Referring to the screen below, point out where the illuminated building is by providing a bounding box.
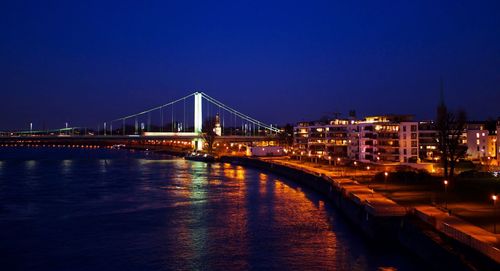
[497,120,500,164]
[465,122,496,160]
[418,121,439,162]
[293,119,350,158]
[214,113,222,136]
[294,115,418,164]
[357,115,418,163]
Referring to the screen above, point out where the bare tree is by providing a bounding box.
[437,100,449,178]
[447,109,467,178]
[436,101,467,179]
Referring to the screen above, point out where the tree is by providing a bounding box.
[436,101,467,179]
[202,117,218,154]
[447,109,467,178]
[436,100,449,178]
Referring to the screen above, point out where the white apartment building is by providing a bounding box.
[293,120,350,158]
[294,115,418,164]
[356,116,418,163]
[466,123,495,160]
[495,120,500,165]
[399,122,419,163]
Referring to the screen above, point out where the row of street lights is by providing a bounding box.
[442,179,498,234]
[294,153,500,234]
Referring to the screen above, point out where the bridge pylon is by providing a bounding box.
[193,92,203,150]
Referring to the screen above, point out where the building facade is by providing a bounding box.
[294,115,418,164]
[465,123,495,160]
[293,115,500,165]
[418,121,439,162]
[293,120,350,158]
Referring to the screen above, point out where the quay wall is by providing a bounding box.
[220,156,498,270]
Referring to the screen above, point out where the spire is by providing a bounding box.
[439,77,445,106]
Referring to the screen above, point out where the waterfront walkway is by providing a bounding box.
[261,157,500,264]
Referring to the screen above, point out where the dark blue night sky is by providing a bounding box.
[1,0,499,130]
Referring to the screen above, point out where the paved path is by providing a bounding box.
[262,157,500,263]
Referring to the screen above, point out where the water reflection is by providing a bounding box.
[98,159,109,174]
[0,149,424,271]
[25,160,37,171]
[60,159,73,174]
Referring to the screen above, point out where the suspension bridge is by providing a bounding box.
[0,92,282,152]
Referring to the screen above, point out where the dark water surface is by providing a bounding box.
[0,148,425,270]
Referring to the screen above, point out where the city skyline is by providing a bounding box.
[2,2,500,269]
[1,0,500,130]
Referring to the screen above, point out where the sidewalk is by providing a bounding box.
[262,157,500,264]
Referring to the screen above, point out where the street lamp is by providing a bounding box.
[328,156,331,166]
[353,161,357,177]
[384,172,388,190]
[366,166,370,171]
[493,194,498,234]
[443,180,448,209]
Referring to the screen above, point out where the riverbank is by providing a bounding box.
[220,156,499,270]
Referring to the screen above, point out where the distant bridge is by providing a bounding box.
[1,92,282,150]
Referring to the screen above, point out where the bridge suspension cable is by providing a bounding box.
[111,92,195,122]
[200,92,280,133]
[95,91,280,136]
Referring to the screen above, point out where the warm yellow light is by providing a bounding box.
[444,180,448,185]
[493,195,497,201]
[384,172,388,177]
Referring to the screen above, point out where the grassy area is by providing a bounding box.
[367,170,500,234]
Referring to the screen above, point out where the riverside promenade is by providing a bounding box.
[260,157,500,266]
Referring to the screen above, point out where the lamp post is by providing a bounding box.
[337,157,341,166]
[443,180,448,209]
[384,171,388,190]
[328,156,331,166]
[493,194,498,234]
[353,161,357,177]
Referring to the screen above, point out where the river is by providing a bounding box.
[0,148,425,270]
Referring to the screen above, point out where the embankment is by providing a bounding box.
[220,156,499,271]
